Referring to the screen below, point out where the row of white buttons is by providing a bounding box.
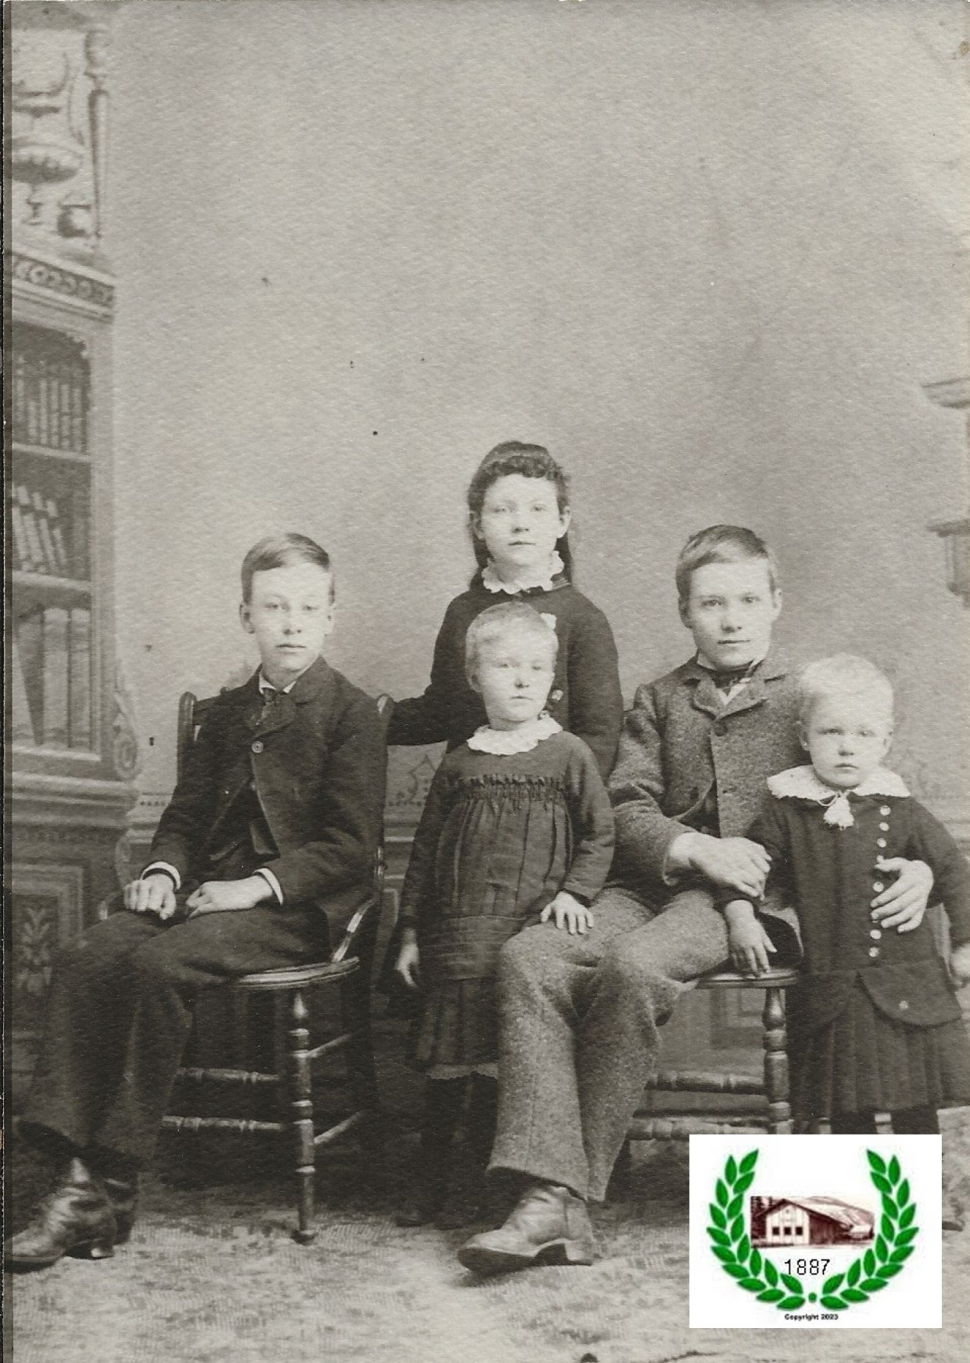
[870,808,892,957]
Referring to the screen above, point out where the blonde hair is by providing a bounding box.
[797,654,894,725]
[464,601,558,682]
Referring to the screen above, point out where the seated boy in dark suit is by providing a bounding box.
[7,533,386,1270]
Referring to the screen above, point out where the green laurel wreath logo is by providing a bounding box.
[707,1148,919,1314]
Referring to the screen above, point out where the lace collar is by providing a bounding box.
[481,550,566,595]
[767,764,910,828]
[467,712,562,755]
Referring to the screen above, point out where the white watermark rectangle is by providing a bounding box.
[689,1134,942,1329]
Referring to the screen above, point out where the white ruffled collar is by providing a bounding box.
[467,712,562,755]
[767,764,909,829]
[481,550,565,595]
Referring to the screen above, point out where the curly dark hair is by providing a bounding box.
[466,441,573,579]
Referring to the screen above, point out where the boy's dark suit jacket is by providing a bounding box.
[146,656,387,936]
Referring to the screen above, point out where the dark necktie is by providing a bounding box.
[712,663,757,695]
[260,687,284,722]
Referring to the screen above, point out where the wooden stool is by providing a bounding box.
[613,966,801,1190]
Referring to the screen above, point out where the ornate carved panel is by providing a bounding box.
[6,861,85,1090]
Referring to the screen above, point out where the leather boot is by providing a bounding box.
[5,1157,116,1270]
[103,1177,139,1245]
[457,1181,595,1274]
[395,1078,466,1227]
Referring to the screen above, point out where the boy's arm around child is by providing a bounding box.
[606,667,793,900]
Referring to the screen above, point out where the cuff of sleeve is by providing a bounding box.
[718,893,760,913]
[254,868,284,904]
[662,830,698,886]
[142,862,181,891]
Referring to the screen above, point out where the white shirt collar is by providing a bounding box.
[466,712,562,755]
[258,672,297,695]
[694,649,769,675]
[481,550,565,595]
[767,764,909,828]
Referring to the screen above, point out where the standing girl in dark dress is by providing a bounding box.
[394,603,614,1226]
[721,654,970,1135]
[388,441,623,781]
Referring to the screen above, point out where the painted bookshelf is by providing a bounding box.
[6,1,136,1102]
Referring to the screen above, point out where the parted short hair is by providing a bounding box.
[797,654,894,724]
[241,533,334,603]
[464,601,559,680]
[675,525,779,606]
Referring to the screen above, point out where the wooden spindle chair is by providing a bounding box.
[613,965,801,1192]
[160,691,390,1242]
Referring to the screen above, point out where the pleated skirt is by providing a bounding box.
[411,979,499,1070]
[794,979,970,1120]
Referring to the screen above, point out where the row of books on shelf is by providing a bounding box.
[11,606,93,751]
[11,350,88,452]
[8,484,82,579]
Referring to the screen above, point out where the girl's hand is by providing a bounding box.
[186,877,269,915]
[541,892,594,936]
[395,931,422,990]
[870,858,933,932]
[950,942,970,987]
[723,900,776,976]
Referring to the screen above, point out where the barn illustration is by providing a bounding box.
[749,1196,874,1247]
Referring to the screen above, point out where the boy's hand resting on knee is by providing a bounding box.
[950,941,970,987]
[185,877,271,915]
[395,927,422,990]
[541,892,595,936]
[124,873,178,920]
[723,901,776,976]
[870,858,933,932]
[678,832,770,898]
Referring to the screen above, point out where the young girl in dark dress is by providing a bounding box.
[722,655,970,1135]
[394,603,614,1226]
[388,442,623,781]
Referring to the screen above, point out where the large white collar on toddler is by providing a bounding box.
[481,550,565,595]
[467,712,563,755]
[767,764,910,828]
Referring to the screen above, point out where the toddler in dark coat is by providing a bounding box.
[722,654,970,1135]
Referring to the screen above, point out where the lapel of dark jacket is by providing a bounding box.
[684,652,790,722]
[248,655,334,739]
[203,674,262,840]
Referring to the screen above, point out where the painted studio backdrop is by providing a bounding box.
[7,0,969,1094]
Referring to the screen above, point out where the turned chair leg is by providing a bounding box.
[763,986,792,1134]
[287,988,317,1243]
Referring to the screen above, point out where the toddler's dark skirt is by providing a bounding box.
[794,978,970,1121]
[410,979,498,1070]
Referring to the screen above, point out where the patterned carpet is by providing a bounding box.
[8,1110,970,1363]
